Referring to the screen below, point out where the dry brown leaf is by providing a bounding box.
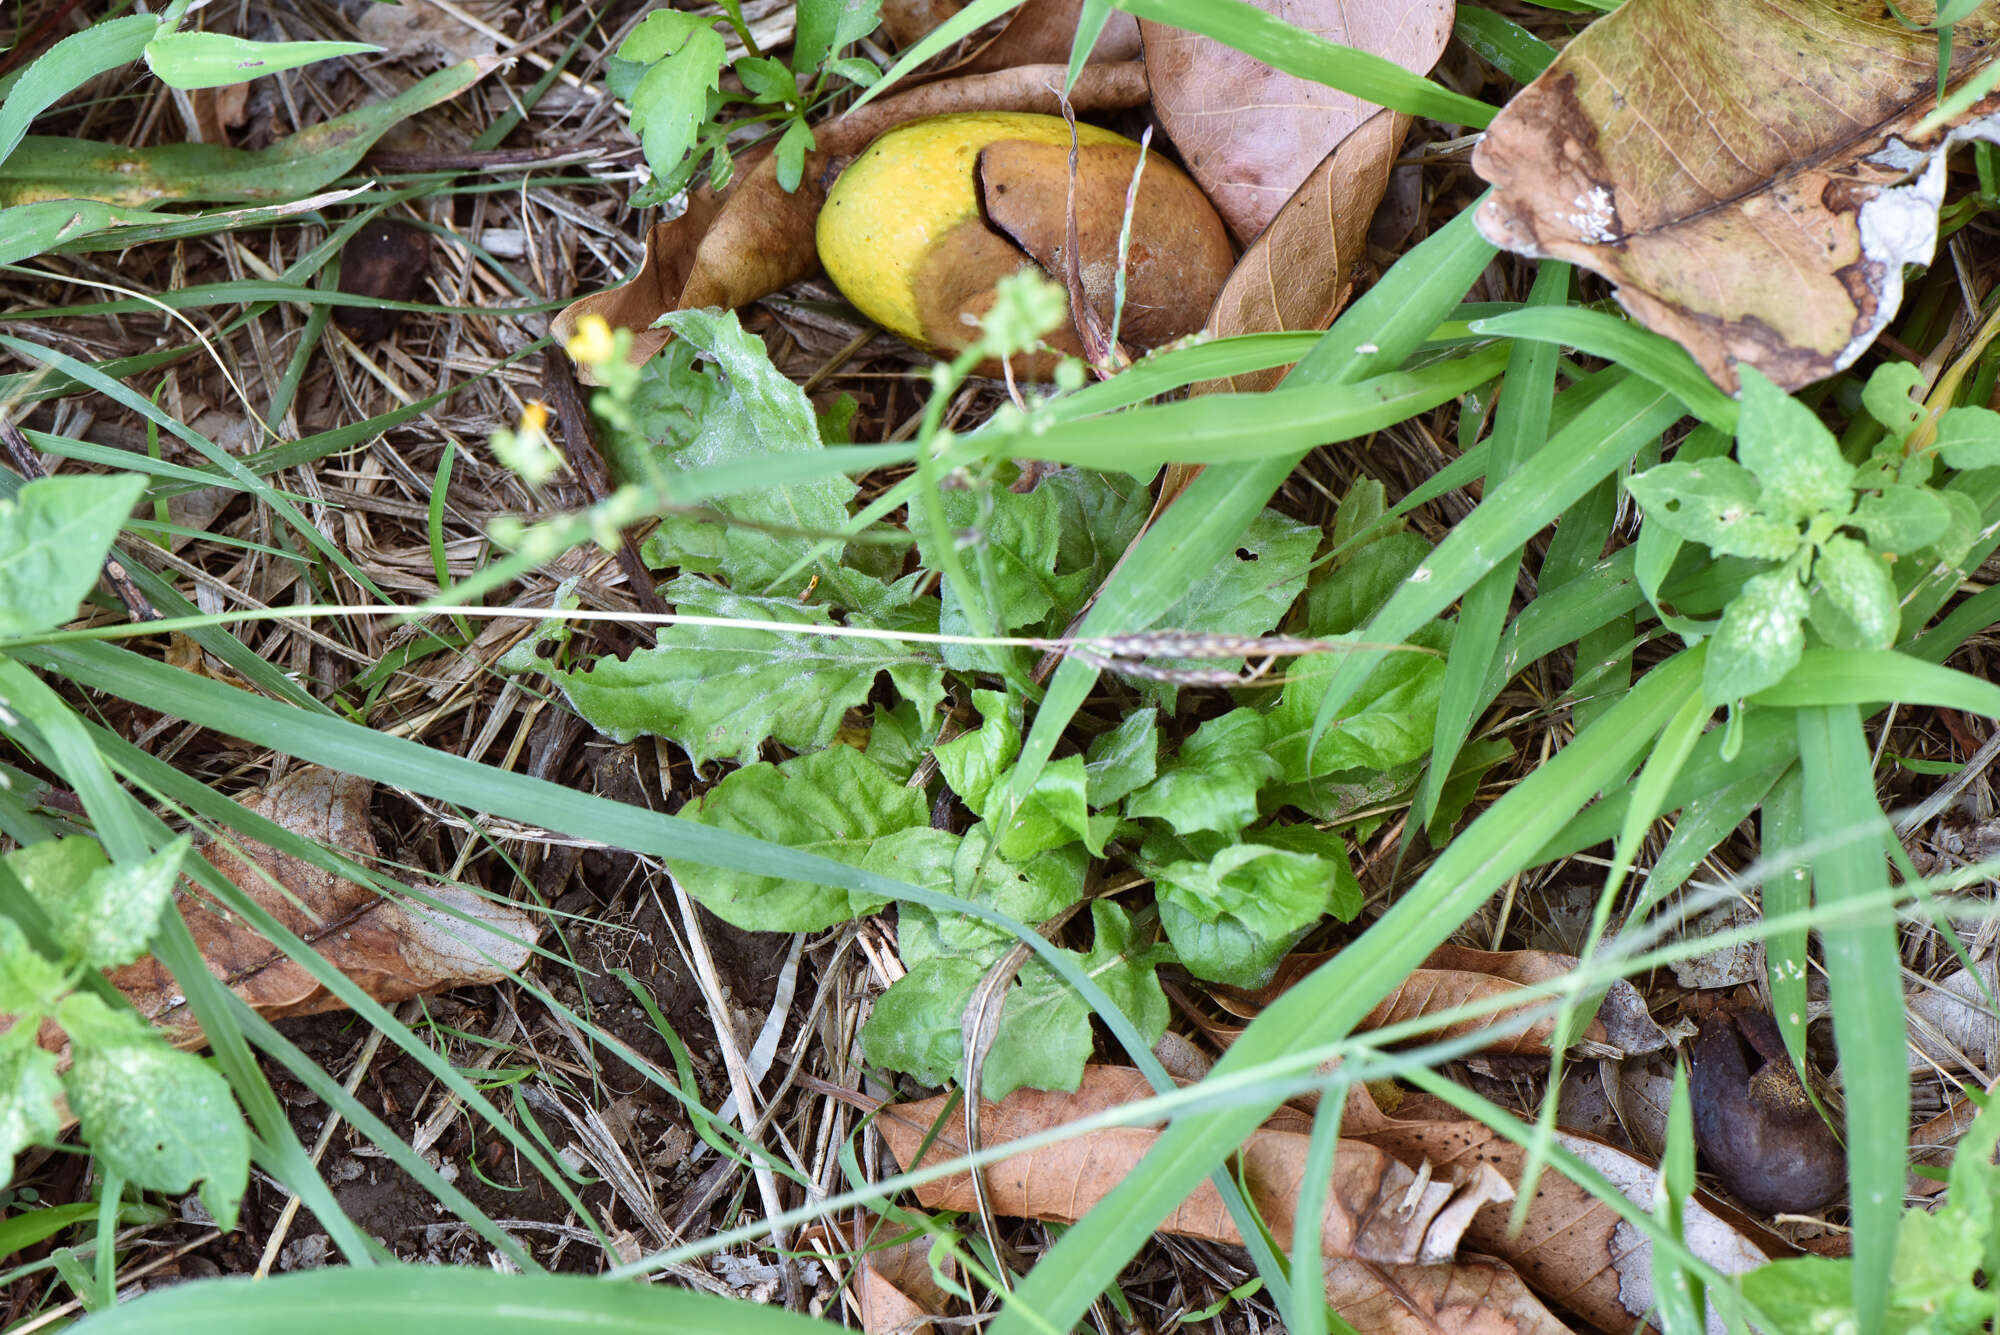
[957,0,1141,73]
[551,61,1151,379]
[1321,1255,1578,1335]
[105,766,540,1048]
[1472,0,2000,392]
[1202,108,1407,394]
[354,0,499,65]
[881,0,965,48]
[1142,0,1450,246]
[877,1065,1512,1264]
[809,1214,957,1335]
[1211,946,1670,1059]
[1345,1086,1781,1335]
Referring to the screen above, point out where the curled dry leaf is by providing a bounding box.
[1342,1082,1781,1335]
[1907,956,2000,1070]
[876,1065,1513,1264]
[1473,0,2000,392]
[1211,945,1671,1059]
[1202,108,1406,394]
[105,766,540,1048]
[552,61,1151,379]
[1141,0,1451,246]
[1688,1010,1846,1217]
[1139,0,1451,392]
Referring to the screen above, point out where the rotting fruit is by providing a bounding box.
[815,111,1234,367]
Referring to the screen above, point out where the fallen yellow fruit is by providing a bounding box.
[816,111,1234,363]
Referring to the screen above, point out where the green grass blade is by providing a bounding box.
[1011,199,1501,805]
[991,650,1703,1335]
[0,15,157,166]
[68,1266,838,1334]
[1308,373,1684,760]
[1112,0,1497,126]
[1454,7,1558,81]
[1417,260,1568,837]
[983,343,1508,468]
[1756,647,2000,716]
[1795,705,1902,1330]
[1760,767,1814,1073]
[1473,307,1739,428]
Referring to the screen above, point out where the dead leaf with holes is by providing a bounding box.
[1210,945,1672,1059]
[877,1065,1513,1264]
[1473,0,2000,392]
[103,765,539,1049]
[1340,1082,1784,1334]
[878,1066,1585,1334]
[551,60,1151,379]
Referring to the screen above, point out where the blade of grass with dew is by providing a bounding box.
[1471,307,1739,430]
[1454,6,1557,81]
[1546,475,1633,729]
[1760,767,1815,1075]
[0,659,372,1261]
[1306,373,1684,762]
[66,1265,844,1335]
[1415,260,1567,838]
[1012,197,1500,806]
[991,649,1703,1335]
[978,343,1508,468]
[1475,547,1642,705]
[1796,704,1902,1331]
[1110,0,1497,126]
[1624,761,1787,923]
[0,14,158,166]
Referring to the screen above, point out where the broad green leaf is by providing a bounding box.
[733,56,796,102]
[1306,529,1431,635]
[637,310,879,604]
[1268,624,1449,782]
[0,58,496,206]
[0,913,66,1012]
[534,575,942,768]
[1044,469,1155,619]
[773,117,814,191]
[1733,367,1855,523]
[41,837,189,970]
[142,32,374,89]
[1813,534,1899,649]
[792,0,883,74]
[890,827,1085,969]
[1739,1255,1855,1335]
[918,475,1065,646]
[667,745,914,930]
[1152,843,1335,987]
[1704,568,1808,705]
[1244,824,1362,921]
[1143,508,1318,703]
[1126,709,1279,837]
[1934,404,2000,471]
[1623,458,1799,560]
[627,22,728,184]
[935,691,1095,858]
[1860,361,1926,442]
[1083,708,1158,809]
[0,473,145,637]
[863,957,982,1085]
[1848,483,1951,554]
[1077,902,1171,1043]
[0,1026,62,1186]
[57,992,248,1230]
[980,960,1094,1099]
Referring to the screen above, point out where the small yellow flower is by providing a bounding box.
[519,399,550,436]
[565,314,616,368]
